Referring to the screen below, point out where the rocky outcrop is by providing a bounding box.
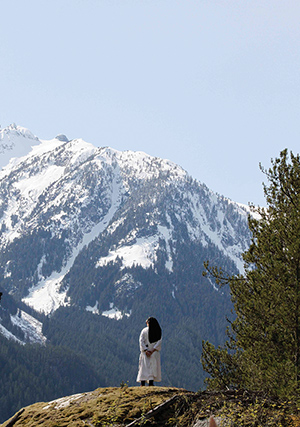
[3,387,297,427]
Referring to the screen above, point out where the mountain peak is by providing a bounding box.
[55,134,69,142]
[0,124,40,171]
[1,123,38,141]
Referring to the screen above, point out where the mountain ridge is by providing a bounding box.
[0,124,251,317]
[0,123,253,421]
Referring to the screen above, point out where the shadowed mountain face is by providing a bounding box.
[0,125,252,421]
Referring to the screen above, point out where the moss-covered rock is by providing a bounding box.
[1,386,186,427]
[3,387,300,427]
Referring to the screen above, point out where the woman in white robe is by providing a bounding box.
[137,317,162,386]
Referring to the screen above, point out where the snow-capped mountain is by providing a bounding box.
[0,123,39,170]
[0,124,256,418]
[0,124,251,320]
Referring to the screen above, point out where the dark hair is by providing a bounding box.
[146,317,162,343]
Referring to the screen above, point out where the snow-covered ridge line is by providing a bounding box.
[0,123,252,321]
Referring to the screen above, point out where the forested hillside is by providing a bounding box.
[0,334,101,423]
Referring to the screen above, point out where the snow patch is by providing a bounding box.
[97,224,173,272]
[158,223,173,272]
[14,164,65,201]
[11,310,46,344]
[67,139,96,169]
[97,235,158,270]
[102,303,131,320]
[86,301,100,315]
[0,323,24,345]
[22,273,70,315]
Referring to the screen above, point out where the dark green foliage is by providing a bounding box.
[0,335,102,423]
[202,149,300,398]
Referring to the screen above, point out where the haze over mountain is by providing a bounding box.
[0,124,252,422]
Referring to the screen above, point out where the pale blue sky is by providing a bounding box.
[1,0,299,206]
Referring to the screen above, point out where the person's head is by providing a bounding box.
[146,317,162,343]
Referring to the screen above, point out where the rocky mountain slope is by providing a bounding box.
[0,124,253,422]
[0,124,250,317]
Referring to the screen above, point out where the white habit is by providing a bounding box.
[137,326,162,383]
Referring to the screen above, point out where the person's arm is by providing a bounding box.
[152,338,162,352]
[148,338,162,355]
[139,328,148,352]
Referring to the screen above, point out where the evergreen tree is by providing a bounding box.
[202,149,300,398]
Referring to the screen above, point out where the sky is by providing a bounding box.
[1,0,299,206]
